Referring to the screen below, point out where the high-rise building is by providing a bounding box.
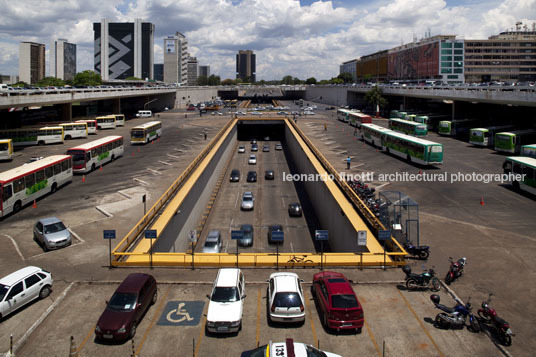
[93,19,154,80]
[50,39,76,81]
[19,42,45,84]
[187,57,198,86]
[199,65,210,77]
[163,32,189,84]
[236,50,256,82]
[153,64,163,81]
[340,59,358,82]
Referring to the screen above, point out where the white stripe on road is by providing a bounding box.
[0,233,25,261]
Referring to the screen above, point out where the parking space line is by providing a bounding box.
[135,286,172,355]
[76,323,96,353]
[256,288,261,347]
[363,319,381,357]
[304,290,318,345]
[194,304,209,357]
[0,233,25,261]
[397,290,445,357]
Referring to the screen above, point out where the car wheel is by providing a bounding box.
[151,291,157,305]
[323,314,329,329]
[129,323,137,339]
[50,183,57,193]
[39,286,51,299]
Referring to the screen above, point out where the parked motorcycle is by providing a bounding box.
[445,256,466,285]
[430,294,480,332]
[402,265,440,291]
[477,293,514,346]
[403,241,430,260]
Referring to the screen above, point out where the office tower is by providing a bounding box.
[236,50,256,82]
[199,65,210,77]
[50,39,76,81]
[187,57,198,86]
[153,64,163,81]
[19,42,45,84]
[163,32,189,84]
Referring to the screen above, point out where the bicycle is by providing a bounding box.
[286,255,313,268]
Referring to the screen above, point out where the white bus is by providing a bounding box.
[359,123,393,147]
[95,115,117,130]
[130,121,162,144]
[59,122,88,139]
[112,114,125,126]
[0,155,72,216]
[337,108,357,123]
[0,139,14,161]
[503,156,536,195]
[75,119,97,134]
[0,127,64,146]
[66,136,124,173]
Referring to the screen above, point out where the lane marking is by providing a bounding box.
[374,183,390,191]
[167,153,180,159]
[76,323,96,353]
[133,177,149,186]
[136,286,172,355]
[364,319,381,356]
[397,290,445,357]
[194,303,209,357]
[146,168,162,175]
[256,288,261,348]
[304,289,318,345]
[158,160,172,166]
[0,233,25,261]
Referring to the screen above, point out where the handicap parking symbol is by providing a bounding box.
[157,301,205,326]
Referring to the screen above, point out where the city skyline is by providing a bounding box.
[0,0,535,81]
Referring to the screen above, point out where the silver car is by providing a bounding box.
[33,217,72,251]
[202,230,222,253]
[241,192,254,210]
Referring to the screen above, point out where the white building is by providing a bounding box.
[163,32,189,84]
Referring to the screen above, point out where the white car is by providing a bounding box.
[267,272,305,323]
[304,111,315,115]
[248,154,256,165]
[238,145,246,153]
[241,339,341,357]
[206,268,245,333]
[241,192,254,211]
[0,266,53,319]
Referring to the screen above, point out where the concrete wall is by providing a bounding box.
[305,86,349,107]
[174,87,219,108]
[284,124,366,253]
[154,126,237,252]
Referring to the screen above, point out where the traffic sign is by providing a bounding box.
[231,230,244,240]
[145,229,157,239]
[188,230,197,243]
[103,230,116,240]
[357,231,367,246]
[378,230,391,241]
[315,230,329,241]
[270,231,284,242]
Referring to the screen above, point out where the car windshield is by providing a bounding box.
[211,287,240,302]
[44,222,67,234]
[204,241,217,248]
[331,294,358,308]
[0,284,9,301]
[107,292,137,312]
[305,344,328,357]
[274,292,301,308]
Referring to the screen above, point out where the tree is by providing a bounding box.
[125,76,142,80]
[221,78,236,86]
[363,74,373,83]
[330,77,344,84]
[306,77,317,85]
[364,86,388,117]
[72,70,102,86]
[281,75,293,85]
[337,72,353,83]
[36,77,65,87]
[12,81,29,88]
[197,75,208,86]
[207,75,221,86]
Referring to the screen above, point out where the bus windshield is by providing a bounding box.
[66,150,86,166]
[131,130,145,138]
[0,143,8,151]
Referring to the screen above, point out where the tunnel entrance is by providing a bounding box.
[236,120,285,141]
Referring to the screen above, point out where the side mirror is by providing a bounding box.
[206,294,210,299]
[348,280,354,283]
[300,279,304,283]
[242,295,247,299]
[105,300,109,305]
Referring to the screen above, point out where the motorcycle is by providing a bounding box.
[403,240,430,260]
[477,293,514,346]
[402,265,440,291]
[444,256,466,285]
[430,294,480,332]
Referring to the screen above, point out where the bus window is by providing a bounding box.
[45,166,53,179]
[13,178,25,193]
[35,170,45,183]
[526,167,534,180]
[25,173,35,188]
[3,185,12,202]
[513,163,522,175]
[54,163,62,175]
[61,160,69,171]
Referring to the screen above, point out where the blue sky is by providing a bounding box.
[0,0,534,80]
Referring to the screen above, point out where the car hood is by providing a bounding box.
[207,300,242,322]
[44,230,71,242]
[97,309,133,331]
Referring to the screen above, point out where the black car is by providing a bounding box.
[239,224,254,247]
[247,171,257,182]
[262,145,270,152]
[265,170,274,180]
[251,144,258,152]
[268,224,283,244]
[288,203,302,217]
[230,169,240,182]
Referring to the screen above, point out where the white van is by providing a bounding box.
[0,84,9,92]
[136,110,153,118]
[206,268,245,333]
[0,266,53,319]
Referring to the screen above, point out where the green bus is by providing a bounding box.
[494,130,536,154]
[438,119,480,137]
[503,156,536,195]
[360,123,393,147]
[469,125,516,147]
[382,131,443,165]
[415,114,449,131]
[390,110,399,119]
[521,144,536,159]
[337,108,356,123]
[389,118,428,136]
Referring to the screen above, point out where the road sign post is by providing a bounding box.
[357,230,367,270]
[271,231,284,270]
[188,230,197,270]
[315,230,329,271]
[378,230,391,271]
[145,229,157,269]
[103,230,116,268]
[142,194,146,216]
[231,230,244,268]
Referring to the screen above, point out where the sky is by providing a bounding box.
[0,0,535,81]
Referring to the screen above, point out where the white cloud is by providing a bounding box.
[0,0,534,80]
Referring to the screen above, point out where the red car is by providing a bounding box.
[312,271,364,332]
[95,273,157,340]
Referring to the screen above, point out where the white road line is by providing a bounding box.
[290,242,295,253]
[234,191,240,208]
[158,160,172,166]
[147,168,162,175]
[68,228,85,243]
[133,177,149,186]
[374,183,390,190]
[96,206,113,218]
[229,219,234,233]
[9,282,75,355]
[0,233,25,261]
[167,153,180,159]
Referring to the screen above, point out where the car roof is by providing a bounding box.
[216,268,241,287]
[0,266,45,286]
[270,273,300,292]
[38,217,62,225]
[115,273,153,294]
[207,230,220,239]
[316,271,355,295]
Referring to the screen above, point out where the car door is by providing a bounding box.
[4,281,25,316]
[34,222,44,243]
[24,274,44,303]
[239,272,245,318]
[317,280,329,319]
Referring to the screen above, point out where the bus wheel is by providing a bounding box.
[513,181,520,191]
[13,201,21,214]
[65,135,71,140]
[372,140,375,147]
[386,148,390,154]
[406,155,411,162]
[111,155,115,161]
[38,140,45,146]
[91,163,96,171]
[51,183,57,193]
